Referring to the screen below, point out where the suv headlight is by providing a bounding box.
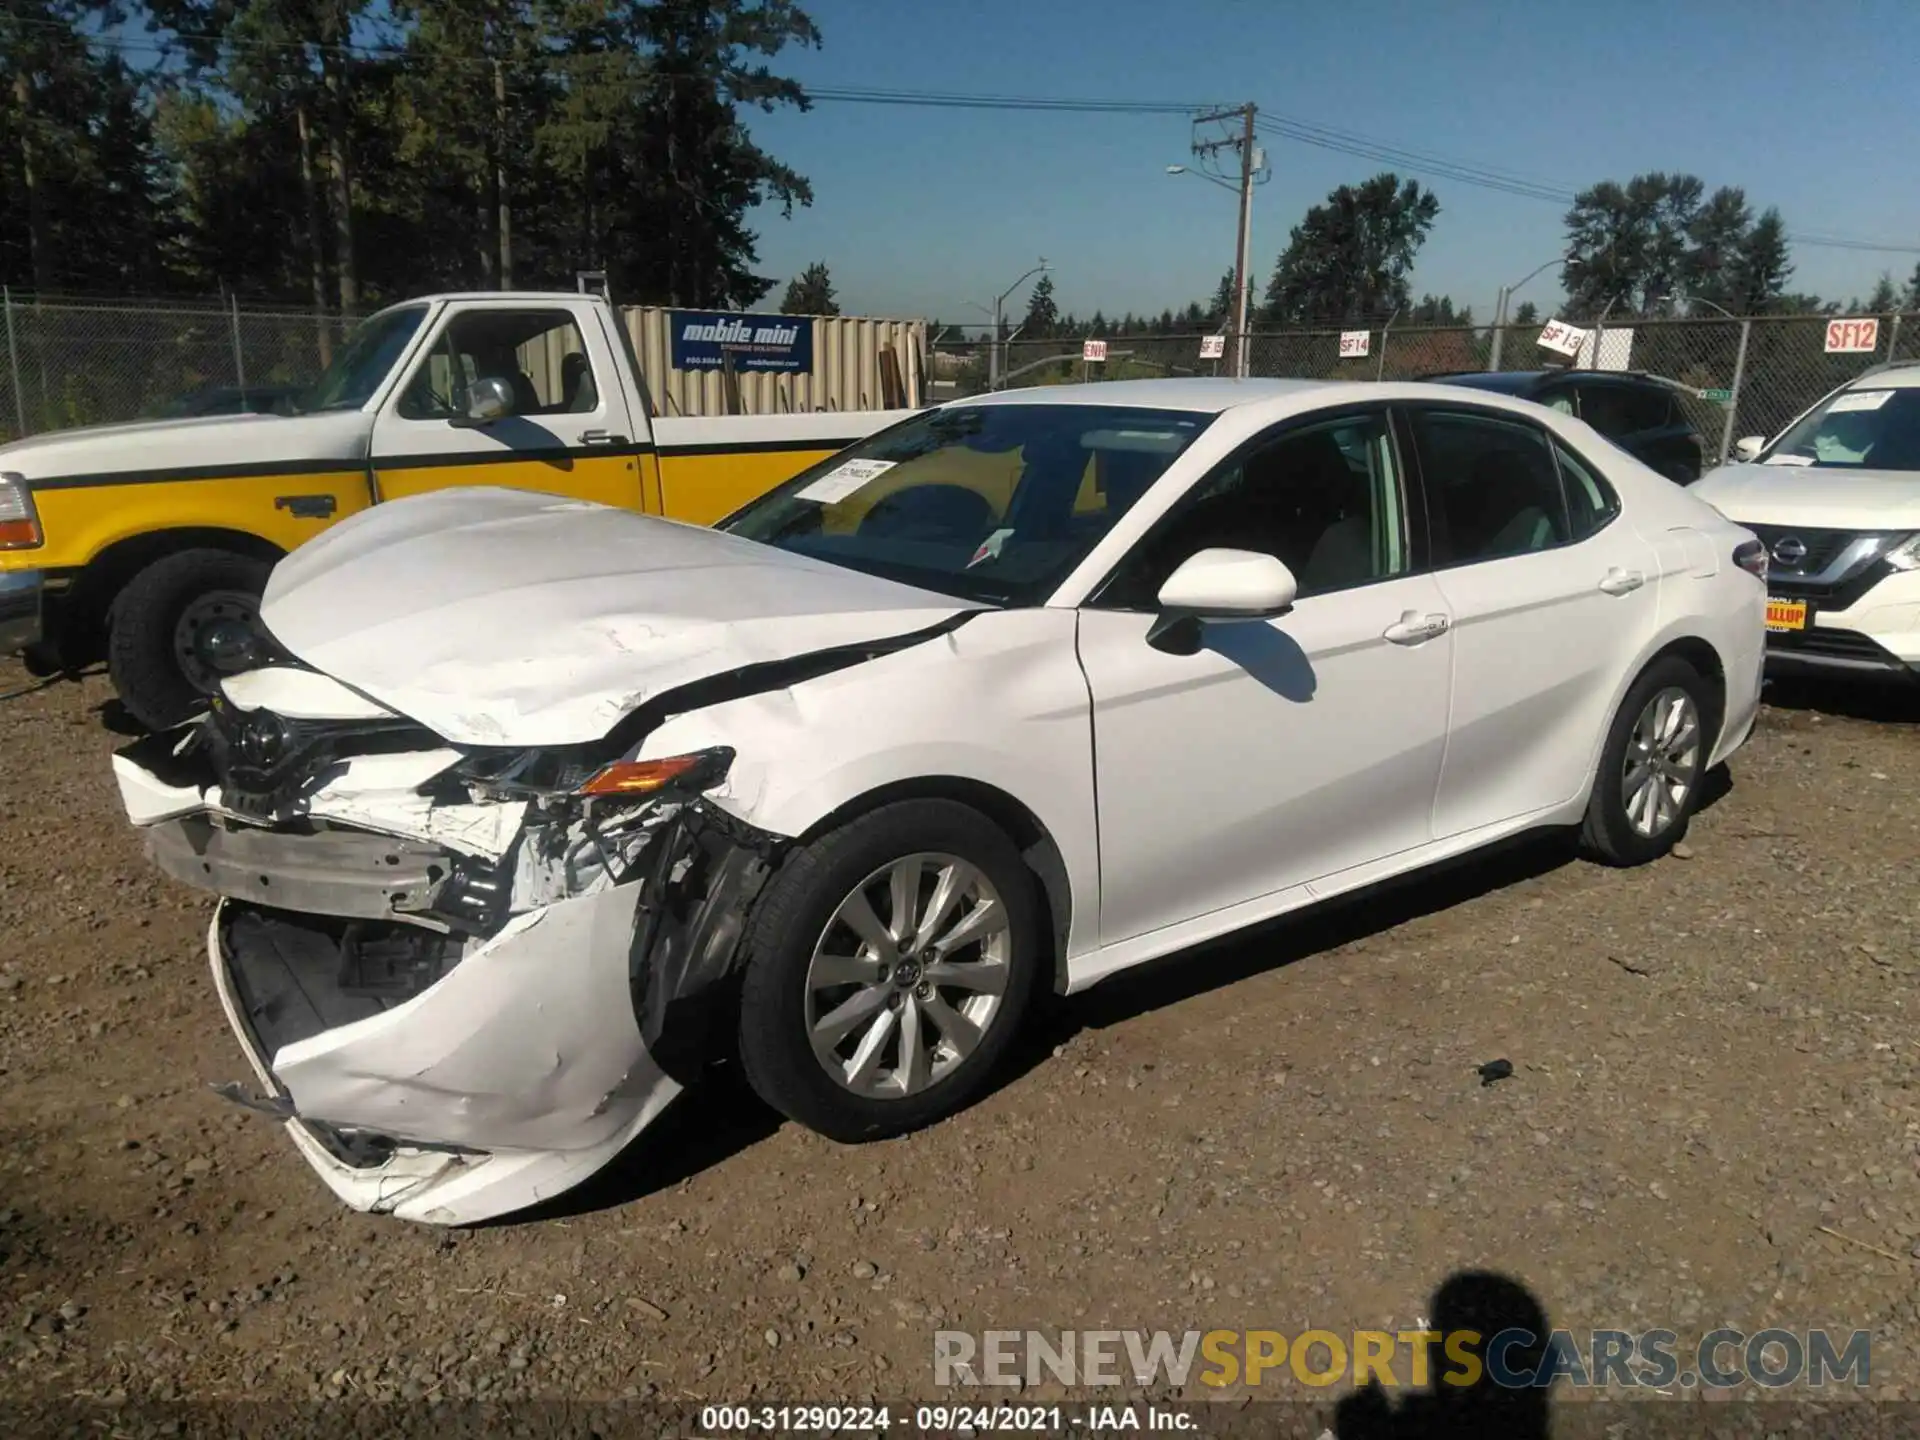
[1887,534,1920,572]
[0,473,41,550]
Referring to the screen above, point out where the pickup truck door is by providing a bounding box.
[369,300,646,509]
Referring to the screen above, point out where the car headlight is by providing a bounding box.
[0,472,42,550]
[451,744,734,801]
[1887,534,1920,572]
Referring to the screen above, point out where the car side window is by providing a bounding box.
[1410,409,1571,565]
[1555,440,1620,541]
[1098,409,1408,609]
[397,310,598,421]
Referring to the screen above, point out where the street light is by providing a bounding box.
[975,259,1049,391]
[1487,254,1570,371]
[1167,163,1255,375]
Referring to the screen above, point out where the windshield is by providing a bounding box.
[298,305,429,413]
[1764,386,1920,471]
[721,403,1215,604]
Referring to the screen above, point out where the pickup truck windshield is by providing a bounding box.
[1765,387,1920,470]
[721,403,1213,605]
[299,305,429,413]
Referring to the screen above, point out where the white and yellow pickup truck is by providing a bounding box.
[0,290,911,727]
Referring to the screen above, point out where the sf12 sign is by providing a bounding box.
[1338,330,1371,359]
[1082,339,1109,363]
[1536,318,1587,358]
[1824,317,1880,354]
[1198,334,1225,360]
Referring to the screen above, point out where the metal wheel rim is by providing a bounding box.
[1622,686,1701,839]
[804,851,1012,1099]
[172,590,261,694]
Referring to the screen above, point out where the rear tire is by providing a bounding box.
[108,548,271,731]
[1579,656,1714,866]
[737,800,1042,1143]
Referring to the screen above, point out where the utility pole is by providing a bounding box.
[1191,103,1260,377]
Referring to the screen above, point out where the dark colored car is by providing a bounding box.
[147,383,305,420]
[1426,369,1705,484]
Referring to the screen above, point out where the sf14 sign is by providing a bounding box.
[1536,318,1587,358]
[1338,330,1371,359]
[1083,338,1109,363]
[1824,317,1880,355]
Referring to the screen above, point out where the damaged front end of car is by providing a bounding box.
[113,689,785,1225]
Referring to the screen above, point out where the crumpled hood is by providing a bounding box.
[260,487,982,746]
[1692,462,1920,532]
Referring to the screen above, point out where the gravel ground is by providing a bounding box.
[3,662,1920,1424]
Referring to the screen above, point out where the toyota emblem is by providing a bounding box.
[1771,535,1808,567]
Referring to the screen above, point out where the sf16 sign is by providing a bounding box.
[669,310,815,373]
[1824,317,1880,355]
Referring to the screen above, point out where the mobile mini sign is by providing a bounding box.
[669,310,815,372]
[1824,317,1880,355]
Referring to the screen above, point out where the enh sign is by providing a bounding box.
[1082,339,1109,363]
[1338,330,1371,359]
[1536,318,1587,358]
[1825,317,1880,354]
[1199,334,1226,360]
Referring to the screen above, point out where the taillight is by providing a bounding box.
[0,473,42,550]
[1733,538,1768,579]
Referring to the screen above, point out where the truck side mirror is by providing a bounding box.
[453,376,513,427]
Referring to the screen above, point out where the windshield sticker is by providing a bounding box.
[1762,454,1815,466]
[795,458,896,504]
[1829,390,1894,413]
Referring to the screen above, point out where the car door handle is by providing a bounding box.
[1383,610,1450,645]
[1598,567,1646,596]
[578,429,627,446]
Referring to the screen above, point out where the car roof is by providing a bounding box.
[952,377,1332,414]
[1846,363,1920,390]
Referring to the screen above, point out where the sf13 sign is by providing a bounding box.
[669,310,815,372]
[1198,334,1225,360]
[1824,317,1880,355]
[1338,330,1371,358]
[1536,318,1587,358]
[1082,338,1109,363]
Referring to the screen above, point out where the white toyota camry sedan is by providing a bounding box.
[112,378,1767,1224]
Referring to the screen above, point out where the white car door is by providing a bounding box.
[1406,405,1661,838]
[1075,405,1455,948]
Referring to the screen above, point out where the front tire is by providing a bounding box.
[738,800,1043,1143]
[107,548,271,730]
[1579,656,1713,866]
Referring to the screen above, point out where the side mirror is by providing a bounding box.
[1146,548,1298,655]
[1732,435,1766,462]
[453,376,514,427]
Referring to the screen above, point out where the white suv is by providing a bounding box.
[1694,364,1920,677]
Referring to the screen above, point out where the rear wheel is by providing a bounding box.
[107,548,271,730]
[1579,656,1713,866]
[738,800,1042,1142]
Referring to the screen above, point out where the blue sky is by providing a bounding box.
[742,0,1920,326]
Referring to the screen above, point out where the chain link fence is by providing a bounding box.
[0,292,358,442]
[933,312,1920,469]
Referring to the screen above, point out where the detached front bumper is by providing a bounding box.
[0,568,43,652]
[114,718,780,1226]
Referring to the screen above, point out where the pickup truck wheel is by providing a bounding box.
[737,800,1043,1143]
[108,548,271,730]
